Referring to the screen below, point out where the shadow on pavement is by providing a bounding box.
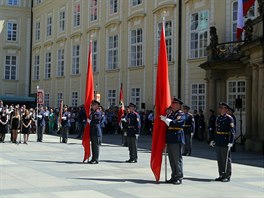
[31,159,84,164]
[183,177,214,182]
[100,160,127,163]
[72,177,158,184]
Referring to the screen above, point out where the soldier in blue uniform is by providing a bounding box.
[208,109,216,143]
[61,106,71,143]
[160,97,185,185]
[182,105,195,156]
[210,102,235,182]
[88,100,102,164]
[125,103,140,163]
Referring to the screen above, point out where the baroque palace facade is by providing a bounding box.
[0,0,263,152]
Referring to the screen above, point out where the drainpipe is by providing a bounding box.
[29,0,33,96]
[178,0,182,98]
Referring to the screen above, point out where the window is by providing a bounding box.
[46,15,52,37]
[35,0,41,5]
[158,21,172,62]
[73,3,81,27]
[72,45,80,75]
[132,0,142,6]
[57,49,64,77]
[57,93,63,108]
[7,22,17,41]
[131,88,140,108]
[231,1,257,41]
[130,28,143,67]
[72,92,78,107]
[44,93,50,107]
[35,21,40,41]
[33,55,40,80]
[110,0,118,14]
[92,40,98,72]
[228,80,246,111]
[190,10,209,58]
[7,0,18,6]
[59,10,65,32]
[90,0,98,21]
[108,35,118,70]
[4,55,17,80]
[191,83,206,111]
[108,90,116,106]
[45,52,51,79]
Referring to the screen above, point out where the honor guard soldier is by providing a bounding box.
[210,102,235,182]
[160,97,185,185]
[88,100,102,164]
[61,106,71,143]
[182,105,195,156]
[125,103,140,163]
[37,106,46,142]
[208,109,216,144]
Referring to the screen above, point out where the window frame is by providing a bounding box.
[130,87,141,108]
[57,48,65,77]
[57,93,63,108]
[190,10,209,59]
[227,80,246,111]
[92,40,98,72]
[44,52,51,79]
[72,92,78,107]
[46,14,52,37]
[90,0,98,22]
[130,28,143,67]
[6,21,18,42]
[72,45,80,75]
[59,9,66,32]
[132,0,142,6]
[190,83,206,111]
[35,20,40,41]
[110,0,118,15]
[4,55,17,80]
[107,89,116,107]
[33,55,40,80]
[108,34,119,70]
[73,2,81,27]
[44,93,50,108]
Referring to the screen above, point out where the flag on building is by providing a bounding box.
[82,39,94,163]
[150,21,171,182]
[118,83,124,125]
[237,0,256,40]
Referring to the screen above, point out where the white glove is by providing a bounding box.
[160,115,172,126]
[227,143,233,148]
[209,141,215,147]
[191,133,194,137]
[62,116,67,120]
[87,118,91,124]
[135,134,139,139]
[37,115,42,119]
[121,118,126,122]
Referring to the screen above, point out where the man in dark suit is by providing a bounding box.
[88,100,102,164]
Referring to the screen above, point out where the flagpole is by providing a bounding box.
[162,13,168,183]
[36,85,39,141]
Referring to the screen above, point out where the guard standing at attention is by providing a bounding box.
[182,105,195,156]
[61,106,71,143]
[160,97,185,185]
[125,103,140,163]
[210,102,235,182]
[88,100,102,164]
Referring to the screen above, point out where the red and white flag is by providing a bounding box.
[237,0,256,40]
[118,83,124,125]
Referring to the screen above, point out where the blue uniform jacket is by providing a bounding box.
[126,111,140,137]
[183,113,195,135]
[166,110,185,144]
[37,110,46,126]
[90,110,102,137]
[62,111,71,128]
[214,114,235,146]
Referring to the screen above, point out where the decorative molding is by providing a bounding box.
[3,45,21,51]
[128,65,145,70]
[127,12,146,22]
[70,32,82,39]
[152,3,177,14]
[43,41,53,47]
[105,68,120,73]
[56,37,67,43]
[86,26,100,34]
[32,45,41,51]
[105,20,121,29]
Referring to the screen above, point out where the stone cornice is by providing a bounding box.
[3,45,21,51]
[105,20,121,29]
[56,37,67,43]
[70,32,82,39]
[152,3,177,14]
[86,26,100,34]
[43,41,53,47]
[127,12,146,22]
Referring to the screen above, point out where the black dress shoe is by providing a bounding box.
[215,176,223,181]
[173,179,182,185]
[130,159,137,163]
[166,178,175,183]
[221,178,230,182]
[88,160,98,164]
[126,159,132,163]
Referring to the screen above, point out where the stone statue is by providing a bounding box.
[209,26,218,58]
[244,19,253,42]
[257,0,264,16]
